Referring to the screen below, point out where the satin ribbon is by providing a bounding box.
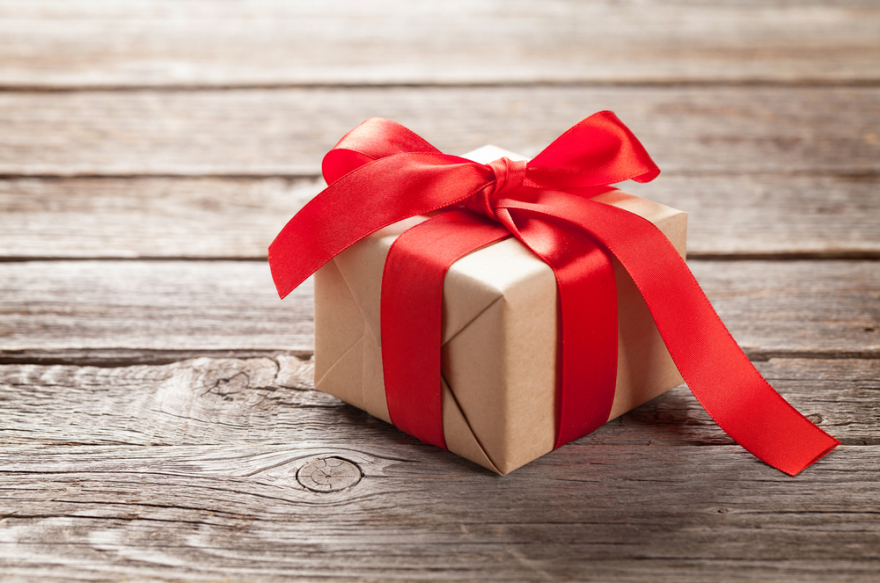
[269,112,839,476]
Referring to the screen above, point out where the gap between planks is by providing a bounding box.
[4,79,880,93]
[3,347,880,369]
[3,170,880,178]
[3,253,880,263]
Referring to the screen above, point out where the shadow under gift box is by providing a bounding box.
[314,145,688,475]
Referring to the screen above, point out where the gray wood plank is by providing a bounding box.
[0,443,876,582]
[0,357,871,447]
[2,3,875,582]
[627,173,880,258]
[0,260,877,362]
[0,177,318,260]
[1,0,878,87]
[2,174,878,260]
[1,86,878,176]
[0,261,314,356]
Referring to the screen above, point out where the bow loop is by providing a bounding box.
[528,111,660,188]
[322,118,444,184]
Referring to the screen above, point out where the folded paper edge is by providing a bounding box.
[441,374,502,474]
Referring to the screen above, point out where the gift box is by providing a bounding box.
[271,114,837,477]
[313,145,687,475]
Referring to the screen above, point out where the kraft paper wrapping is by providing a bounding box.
[314,146,688,475]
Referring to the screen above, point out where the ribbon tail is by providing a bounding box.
[581,200,840,475]
[381,210,510,449]
[502,195,839,475]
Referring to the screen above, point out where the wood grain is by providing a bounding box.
[1,0,878,88]
[1,86,878,176]
[0,177,319,259]
[1,2,877,581]
[0,261,314,356]
[1,260,876,362]
[2,174,879,260]
[0,357,873,447]
[0,442,877,582]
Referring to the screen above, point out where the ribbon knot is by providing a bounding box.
[465,157,529,221]
[489,156,528,195]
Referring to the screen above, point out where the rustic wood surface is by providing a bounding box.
[3,174,880,260]
[2,443,878,583]
[0,260,878,362]
[1,2,878,582]
[2,87,879,176]
[1,0,878,87]
[1,357,876,447]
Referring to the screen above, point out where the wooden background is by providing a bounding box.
[1,1,879,581]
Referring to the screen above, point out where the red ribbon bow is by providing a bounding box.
[269,112,839,476]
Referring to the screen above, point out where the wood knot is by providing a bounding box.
[296,457,362,492]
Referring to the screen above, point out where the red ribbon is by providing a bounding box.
[269,112,839,476]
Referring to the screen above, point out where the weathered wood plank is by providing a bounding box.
[0,177,317,259]
[692,260,879,359]
[0,261,313,355]
[0,357,872,447]
[2,174,878,259]
[1,260,877,361]
[627,173,880,258]
[1,0,878,87]
[1,86,878,176]
[1,3,874,582]
[0,443,876,582]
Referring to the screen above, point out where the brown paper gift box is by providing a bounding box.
[313,145,688,475]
